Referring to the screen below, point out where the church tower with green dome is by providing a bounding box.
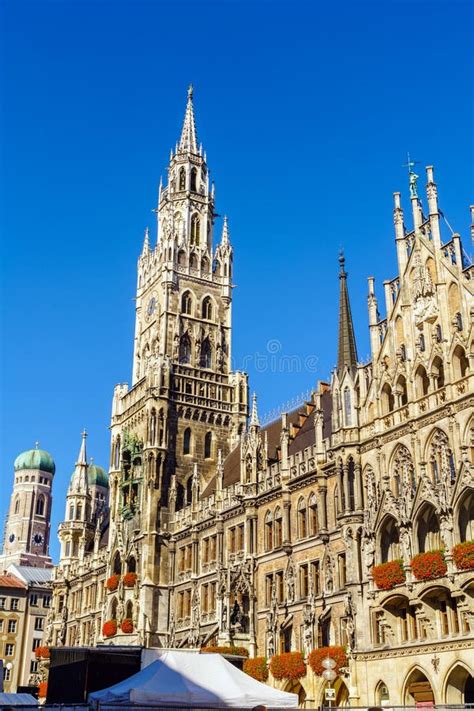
[0,444,55,569]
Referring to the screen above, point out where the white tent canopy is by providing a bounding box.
[89,650,298,708]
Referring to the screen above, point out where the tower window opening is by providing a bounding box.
[204,431,212,459]
[179,334,192,364]
[200,339,212,369]
[191,215,200,246]
[202,297,212,320]
[179,167,186,191]
[183,427,192,455]
[36,495,45,517]
[181,291,192,315]
[190,168,197,192]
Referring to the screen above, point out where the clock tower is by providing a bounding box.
[0,444,54,569]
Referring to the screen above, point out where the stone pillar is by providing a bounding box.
[318,486,328,530]
[355,463,363,511]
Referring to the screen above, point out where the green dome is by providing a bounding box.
[87,464,109,488]
[14,448,55,475]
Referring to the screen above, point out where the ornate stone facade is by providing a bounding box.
[48,90,474,705]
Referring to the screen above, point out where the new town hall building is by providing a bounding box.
[3,88,473,705]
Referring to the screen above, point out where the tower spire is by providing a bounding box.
[250,392,260,427]
[337,252,358,373]
[76,429,88,466]
[221,216,230,246]
[178,84,198,154]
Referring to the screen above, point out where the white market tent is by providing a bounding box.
[89,650,298,708]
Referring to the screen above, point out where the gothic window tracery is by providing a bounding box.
[428,429,455,484]
[36,495,45,516]
[191,214,200,246]
[297,497,308,539]
[202,297,213,320]
[181,291,193,315]
[264,510,273,551]
[200,338,212,369]
[417,505,441,552]
[179,333,192,364]
[392,444,416,496]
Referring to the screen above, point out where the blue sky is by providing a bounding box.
[1,0,472,561]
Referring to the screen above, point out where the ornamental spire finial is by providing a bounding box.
[403,152,420,199]
[178,84,198,154]
[250,392,260,427]
[221,216,230,245]
[337,253,358,373]
[142,227,150,253]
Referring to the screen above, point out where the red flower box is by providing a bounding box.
[123,572,137,587]
[371,560,405,590]
[121,618,134,633]
[243,657,268,682]
[106,574,120,592]
[35,646,50,659]
[269,651,306,680]
[308,646,347,676]
[201,645,249,657]
[102,619,117,638]
[38,682,48,698]
[452,541,474,570]
[411,550,447,581]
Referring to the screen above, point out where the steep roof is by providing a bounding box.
[0,573,26,590]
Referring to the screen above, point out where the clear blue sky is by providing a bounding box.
[1,0,472,561]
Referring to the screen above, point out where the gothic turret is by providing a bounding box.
[59,432,94,564]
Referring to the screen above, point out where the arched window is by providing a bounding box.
[429,429,455,484]
[415,365,429,397]
[396,375,408,406]
[36,495,45,516]
[381,383,394,413]
[264,511,273,551]
[343,388,352,426]
[432,356,445,389]
[393,444,416,493]
[214,260,221,277]
[190,253,198,270]
[125,600,133,620]
[201,257,209,274]
[202,297,213,320]
[380,517,400,563]
[347,459,356,511]
[178,250,186,266]
[204,431,212,459]
[309,493,318,536]
[69,504,74,520]
[114,435,121,470]
[127,556,136,573]
[186,477,193,504]
[183,427,192,455]
[452,345,469,379]
[76,504,82,520]
[190,168,197,192]
[200,339,212,369]
[14,498,20,515]
[179,334,191,364]
[297,498,307,539]
[149,409,157,444]
[191,214,200,246]
[417,505,440,552]
[179,167,186,191]
[181,291,192,315]
[274,507,283,548]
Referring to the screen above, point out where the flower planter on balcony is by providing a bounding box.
[35,646,50,659]
[308,646,347,676]
[452,540,474,570]
[269,651,306,680]
[243,657,268,682]
[371,560,405,590]
[121,618,134,633]
[38,682,48,699]
[123,572,137,587]
[200,645,249,657]
[410,550,447,581]
[106,574,120,592]
[102,619,117,638]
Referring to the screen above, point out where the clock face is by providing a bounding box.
[9,533,15,543]
[32,533,44,546]
[146,297,157,318]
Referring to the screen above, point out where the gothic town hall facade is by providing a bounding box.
[42,89,473,705]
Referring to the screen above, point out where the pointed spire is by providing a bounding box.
[76,429,88,466]
[142,227,150,253]
[221,216,230,246]
[337,252,358,373]
[178,84,198,154]
[250,393,260,427]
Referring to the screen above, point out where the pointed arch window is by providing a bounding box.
[190,168,197,192]
[415,365,429,397]
[113,551,122,575]
[202,297,213,320]
[309,494,318,536]
[274,507,283,548]
[432,356,445,389]
[200,339,212,369]
[36,495,45,517]
[179,167,186,191]
[381,383,394,414]
[14,498,20,515]
[204,431,212,459]
[186,477,193,504]
[69,504,74,520]
[183,427,192,455]
[181,291,192,315]
[297,498,307,539]
[191,214,200,246]
[343,387,352,426]
[264,511,273,551]
[179,334,191,364]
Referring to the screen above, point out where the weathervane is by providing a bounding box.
[403,152,420,199]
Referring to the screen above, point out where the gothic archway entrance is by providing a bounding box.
[445,664,474,703]
[284,679,306,708]
[404,668,435,704]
